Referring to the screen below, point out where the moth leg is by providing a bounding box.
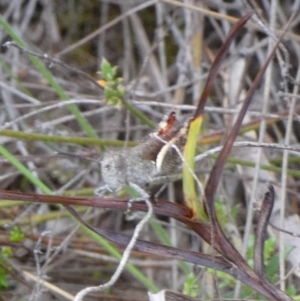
[125,182,152,220]
[153,183,168,202]
[94,185,112,197]
[126,182,150,212]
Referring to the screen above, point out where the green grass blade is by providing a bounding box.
[0,16,98,139]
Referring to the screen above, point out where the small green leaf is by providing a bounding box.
[263,236,276,262]
[92,270,102,280]
[0,270,8,289]
[104,86,123,108]
[1,247,12,258]
[101,58,117,81]
[287,284,297,297]
[9,226,25,242]
[183,272,200,297]
[101,58,111,76]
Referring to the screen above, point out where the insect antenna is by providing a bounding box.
[55,150,102,166]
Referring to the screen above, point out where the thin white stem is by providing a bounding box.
[234,2,277,297]
[73,195,153,301]
[279,54,300,291]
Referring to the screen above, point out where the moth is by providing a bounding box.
[100,111,189,193]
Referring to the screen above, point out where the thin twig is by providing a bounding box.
[3,41,102,90]
[23,270,74,300]
[195,141,300,163]
[73,196,153,301]
[279,43,300,292]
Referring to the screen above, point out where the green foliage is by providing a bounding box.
[0,247,13,289]
[0,267,8,289]
[286,284,297,298]
[1,247,12,258]
[246,234,287,283]
[215,199,238,225]
[210,269,260,299]
[99,59,155,128]
[265,245,293,283]
[209,269,234,289]
[100,58,124,108]
[208,235,294,299]
[182,272,200,297]
[92,270,102,280]
[101,58,117,81]
[9,226,25,243]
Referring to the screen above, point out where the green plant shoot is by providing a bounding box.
[100,58,125,108]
